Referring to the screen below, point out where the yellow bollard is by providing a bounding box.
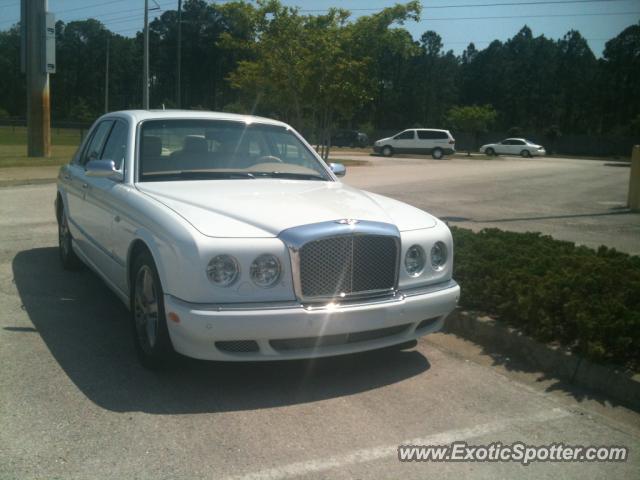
[629,145,640,212]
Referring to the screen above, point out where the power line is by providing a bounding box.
[419,10,640,21]
[298,0,632,12]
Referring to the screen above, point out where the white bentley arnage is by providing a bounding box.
[55,110,460,368]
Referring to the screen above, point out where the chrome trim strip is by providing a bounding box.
[167,279,458,312]
[278,220,401,302]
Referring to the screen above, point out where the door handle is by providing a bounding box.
[82,183,89,189]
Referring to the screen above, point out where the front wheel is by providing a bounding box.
[485,147,495,156]
[520,149,531,158]
[131,251,174,369]
[382,146,393,157]
[58,206,82,270]
[432,148,444,159]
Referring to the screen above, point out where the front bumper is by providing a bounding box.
[164,280,460,361]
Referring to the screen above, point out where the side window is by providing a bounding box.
[394,130,414,140]
[101,120,128,170]
[417,130,447,140]
[502,139,513,145]
[79,121,114,165]
[513,140,525,145]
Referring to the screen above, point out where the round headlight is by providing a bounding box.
[431,241,448,270]
[207,255,239,286]
[250,254,281,287]
[405,245,426,276]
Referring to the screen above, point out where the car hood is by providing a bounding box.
[137,179,437,238]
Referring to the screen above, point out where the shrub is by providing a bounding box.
[451,227,640,371]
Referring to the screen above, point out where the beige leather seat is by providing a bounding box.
[141,135,174,174]
[171,135,212,170]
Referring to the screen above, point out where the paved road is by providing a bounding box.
[339,154,640,255]
[1,171,639,479]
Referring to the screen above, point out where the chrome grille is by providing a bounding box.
[298,234,398,299]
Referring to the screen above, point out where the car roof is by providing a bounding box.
[505,138,530,142]
[98,109,289,128]
[414,128,449,132]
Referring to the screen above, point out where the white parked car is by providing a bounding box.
[479,138,546,157]
[373,129,456,159]
[55,110,460,368]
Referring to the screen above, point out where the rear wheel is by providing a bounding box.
[432,148,444,159]
[131,251,174,369]
[58,206,82,270]
[382,146,393,157]
[520,149,531,158]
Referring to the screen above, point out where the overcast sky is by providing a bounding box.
[1,0,638,56]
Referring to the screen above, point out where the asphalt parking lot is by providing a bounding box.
[1,157,639,479]
[340,154,640,255]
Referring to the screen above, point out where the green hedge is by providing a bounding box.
[451,227,640,371]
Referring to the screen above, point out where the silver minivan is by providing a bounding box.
[373,129,456,159]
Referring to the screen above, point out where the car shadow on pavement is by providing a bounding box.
[12,247,430,414]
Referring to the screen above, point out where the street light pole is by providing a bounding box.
[104,37,110,113]
[143,0,149,109]
[177,0,182,108]
[23,0,52,157]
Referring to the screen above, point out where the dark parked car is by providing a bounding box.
[332,130,369,148]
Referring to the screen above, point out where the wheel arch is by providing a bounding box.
[126,235,167,298]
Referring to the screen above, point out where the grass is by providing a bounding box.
[0,144,77,168]
[0,126,81,168]
[0,126,85,147]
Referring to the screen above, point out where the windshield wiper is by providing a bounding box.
[250,171,326,181]
[144,171,256,181]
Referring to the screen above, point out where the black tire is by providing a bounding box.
[432,148,444,159]
[520,149,531,158]
[130,251,174,369]
[58,205,82,270]
[382,146,393,157]
[486,147,495,156]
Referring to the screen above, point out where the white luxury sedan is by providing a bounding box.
[479,138,546,157]
[55,110,460,368]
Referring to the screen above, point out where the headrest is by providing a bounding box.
[142,136,162,157]
[183,135,208,153]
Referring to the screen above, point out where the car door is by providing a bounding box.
[65,120,114,257]
[82,119,131,287]
[510,139,526,154]
[416,130,434,153]
[391,130,416,153]
[497,139,513,155]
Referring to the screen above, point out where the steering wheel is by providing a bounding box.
[257,155,284,164]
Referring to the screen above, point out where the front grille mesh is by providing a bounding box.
[215,340,259,353]
[299,235,398,299]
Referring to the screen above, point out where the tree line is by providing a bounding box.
[1,0,638,145]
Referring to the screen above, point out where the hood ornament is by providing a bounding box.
[335,219,360,225]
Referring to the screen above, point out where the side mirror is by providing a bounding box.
[329,162,346,177]
[85,159,122,181]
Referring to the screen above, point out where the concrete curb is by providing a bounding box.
[444,310,640,410]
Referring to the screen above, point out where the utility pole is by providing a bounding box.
[104,37,110,113]
[176,0,182,108]
[143,0,149,109]
[22,0,53,157]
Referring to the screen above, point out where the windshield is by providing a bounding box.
[138,119,330,182]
